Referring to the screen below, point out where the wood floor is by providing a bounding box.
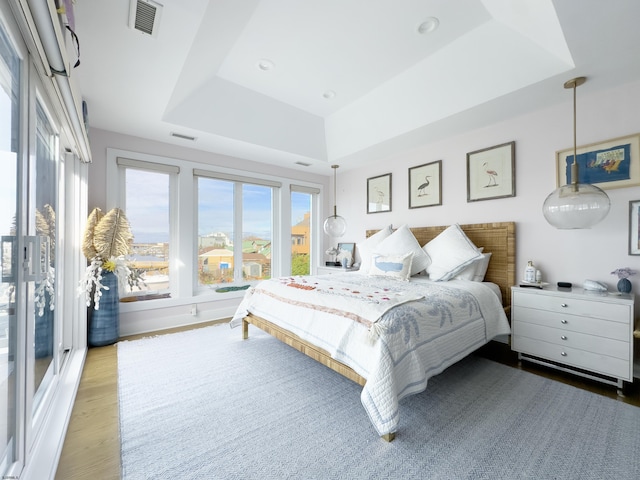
[55,324,640,480]
[54,320,223,480]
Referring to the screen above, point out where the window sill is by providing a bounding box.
[118,287,250,313]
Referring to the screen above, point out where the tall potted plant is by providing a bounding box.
[82,207,134,346]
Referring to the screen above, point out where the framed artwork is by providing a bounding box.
[367,173,392,213]
[629,200,640,255]
[408,160,442,209]
[556,133,640,190]
[336,242,356,267]
[467,141,515,202]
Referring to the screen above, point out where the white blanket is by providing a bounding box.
[231,273,511,436]
[233,275,424,330]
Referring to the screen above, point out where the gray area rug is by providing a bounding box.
[117,324,640,479]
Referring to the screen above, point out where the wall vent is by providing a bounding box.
[129,0,163,37]
[295,161,311,167]
[170,132,196,141]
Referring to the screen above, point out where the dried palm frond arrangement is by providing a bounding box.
[81,207,142,309]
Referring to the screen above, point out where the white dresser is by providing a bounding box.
[511,286,635,391]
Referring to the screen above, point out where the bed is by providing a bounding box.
[231,222,515,441]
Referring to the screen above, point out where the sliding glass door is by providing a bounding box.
[0,7,66,476]
[0,13,21,474]
[29,98,59,423]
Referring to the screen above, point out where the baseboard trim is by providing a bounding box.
[21,348,86,480]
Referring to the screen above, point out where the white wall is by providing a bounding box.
[85,128,327,210]
[336,80,640,296]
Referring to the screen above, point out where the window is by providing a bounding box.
[196,173,275,288]
[108,149,321,306]
[291,190,313,275]
[117,158,176,295]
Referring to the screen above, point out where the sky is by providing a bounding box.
[126,170,311,244]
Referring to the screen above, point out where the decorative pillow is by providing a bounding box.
[357,224,393,274]
[368,251,413,281]
[423,224,483,281]
[455,252,492,282]
[375,224,431,276]
[472,252,492,282]
[454,248,484,281]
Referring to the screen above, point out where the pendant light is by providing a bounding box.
[323,164,347,237]
[542,77,610,229]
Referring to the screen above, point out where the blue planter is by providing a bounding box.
[88,271,120,346]
[617,278,632,294]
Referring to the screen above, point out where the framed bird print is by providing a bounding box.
[367,173,392,213]
[467,141,515,202]
[409,160,442,208]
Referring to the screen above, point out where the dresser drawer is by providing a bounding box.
[512,292,630,323]
[512,306,629,341]
[513,321,630,360]
[512,336,632,380]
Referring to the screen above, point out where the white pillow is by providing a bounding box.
[455,252,492,282]
[423,224,483,281]
[368,251,413,281]
[375,224,431,276]
[357,224,393,274]
[454,248,484,281]
[472,252,492,282]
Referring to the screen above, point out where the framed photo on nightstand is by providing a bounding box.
[336,243,355,267]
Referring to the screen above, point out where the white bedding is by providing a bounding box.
[231,273,511,436]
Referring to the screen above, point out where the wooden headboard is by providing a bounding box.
[366,222,516,311]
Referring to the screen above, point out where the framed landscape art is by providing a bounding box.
[556,133,640,190]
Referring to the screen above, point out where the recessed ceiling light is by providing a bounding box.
[257,59,275,71]
[417,17,439,35]
[323,90,336,99]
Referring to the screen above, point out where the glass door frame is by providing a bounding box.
[25,64,64,455]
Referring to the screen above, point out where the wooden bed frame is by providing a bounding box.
[242,221,516,441]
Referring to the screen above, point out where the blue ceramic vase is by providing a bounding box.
[88,271,120,346]
[617,278,632,294]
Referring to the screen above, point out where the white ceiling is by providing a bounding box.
[72,0,640,175]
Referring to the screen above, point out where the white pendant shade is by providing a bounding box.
[543,77,610,229]
[323,214,347,237]
[542,183,611,229]
[324,164,347,237]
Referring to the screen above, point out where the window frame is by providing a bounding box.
[105,148,321,311]
[194,173,278,291]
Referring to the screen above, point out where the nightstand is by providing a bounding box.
[316,265,359,275]
[511,286,635,392]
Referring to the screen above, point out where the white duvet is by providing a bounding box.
[230,273,511,436]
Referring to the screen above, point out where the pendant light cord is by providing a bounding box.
[332,164,338,216]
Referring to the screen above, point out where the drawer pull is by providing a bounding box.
[561,319,568,324]
[561,335,567,340]
[560,351,567,357]
[560,303,568,308]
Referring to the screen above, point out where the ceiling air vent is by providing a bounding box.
[170,132,196,141]
[129,0,162,37]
